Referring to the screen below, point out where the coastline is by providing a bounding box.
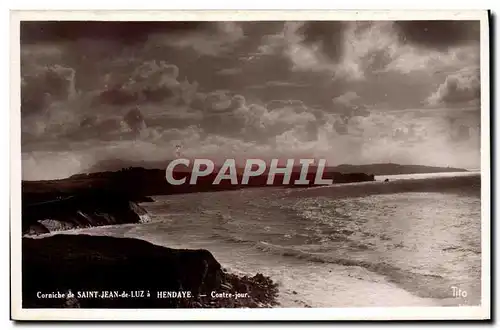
[21,175,285,308]
[22,234,280,308]
[20,167,476,309]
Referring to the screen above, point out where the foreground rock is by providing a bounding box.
[22,234,279,308]
[22,190,152,236]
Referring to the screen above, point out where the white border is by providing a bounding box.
[10,10,491,321]
[6,10,490,21]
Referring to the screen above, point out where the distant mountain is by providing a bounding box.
[86,158,173,173]
[331,163,468,176]
[85,159,467,177]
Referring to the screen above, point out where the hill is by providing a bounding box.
[332,163,468,176]
[84,159,467,176]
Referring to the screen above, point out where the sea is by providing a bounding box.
[64,171,482,308]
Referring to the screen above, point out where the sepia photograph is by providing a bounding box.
[10,10,490,321]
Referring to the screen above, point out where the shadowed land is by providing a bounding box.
[22,234,279,308]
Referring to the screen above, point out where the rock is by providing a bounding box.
[39,219,77,232]
[25,222,50,236]
[220,283,232,291]
[22,234,280,309]
[22,190,152,235]
[22,234,223,308]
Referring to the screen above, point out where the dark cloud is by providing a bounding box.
[240,21,285,38]
[143,116,200,131]
[93,88,141,106]
[296,21,346,62]
[68,116,125,141]
[147,22,245,57]
[123,108,147,134]
[79,115,98,129]
[394,21,480,50]
[21,64,76,116]
[361,49,394,74]
[20,21,210,44]
[91,61,199,107]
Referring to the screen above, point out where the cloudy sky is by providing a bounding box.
[20,20,481,180]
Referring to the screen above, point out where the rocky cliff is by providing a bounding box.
[22,189,152,236]
[22,234,279,308]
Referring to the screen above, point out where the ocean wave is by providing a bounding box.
[255,241,393,271]
[442,246,481,254]
[210,232,256,245]
[254,241,456,300]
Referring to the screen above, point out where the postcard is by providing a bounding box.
[10,9,491,321]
